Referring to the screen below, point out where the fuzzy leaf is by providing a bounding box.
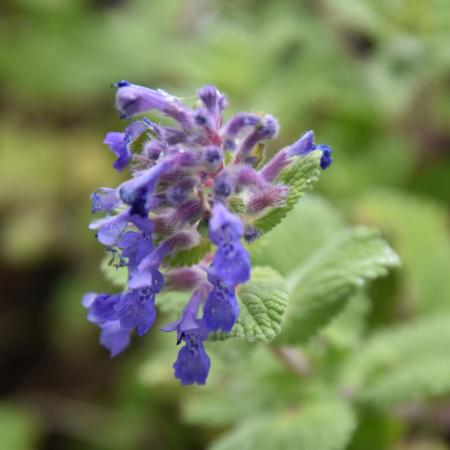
[342,315,450,409]
[209,267,288,342]
[251,195,345,276]
[228,196,246,215]
[210,399,356,450]
[355,190,450,314]
[253,152,321,234]
[322,290,371,349]
[278,227,399,345]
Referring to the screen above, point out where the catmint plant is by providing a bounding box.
[83,81,333,385]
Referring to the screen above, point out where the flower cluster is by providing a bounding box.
[83,81,333,385]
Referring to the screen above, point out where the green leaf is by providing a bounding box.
[251,195,346,276]
[210,399,356,450]
[253,152,322,234]
[342,315,450,409]
[278,227,400,345]
[355,190,450,314]
[228,196,246,215]
[322,290,371,349]
[360,358,450,409]
[209,267,288,342]
[165,238,212,267]
[183,390,258,427]
[101,255,128,289]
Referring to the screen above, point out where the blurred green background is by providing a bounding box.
[0,0,449,449]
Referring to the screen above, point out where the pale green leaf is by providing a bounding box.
[278,227,399,344]
[210,267,288,342]
[322,290,371,349]
[360,358,450,409]
[355,190,450,314]
[251,195,345,276]
[210,399,356,450]
[228,196,246,215]
[342,315,450,408]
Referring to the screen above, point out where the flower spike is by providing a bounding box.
[83,81,333,384]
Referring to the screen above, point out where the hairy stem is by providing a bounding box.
[267,344,312,378]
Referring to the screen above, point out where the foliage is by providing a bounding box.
[1,0,450,449]
[342,315,450,409]
[210,400,356,450]
[278,226,399,344]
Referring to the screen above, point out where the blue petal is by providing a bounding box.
[173,335,210,385]
[89,211,129,246]
[90,188,120,213]
[213,241,250,286]
[209,203,244,245]
[100,321,131,357]
[203,285,239,332]
[115,290,157,336]
[287,130,315,156]
[87,293,121,324]
[103,132,130,172]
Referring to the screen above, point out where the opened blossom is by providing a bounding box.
[83,81,333,385]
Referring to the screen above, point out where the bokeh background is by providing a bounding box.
[0,0,449,449]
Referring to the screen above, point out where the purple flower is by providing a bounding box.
[89,210,130,246]
[162,287,211,385]
[214,172,233,197]
[213,240,251,286]
[119,159,172,216]
[287,130,315,157]
[103,120,149,171]
[89,210,153,247]
[118,230,153,276]
[103,132,129,171]
[114,288,157,336]
[83,292,118,324]
[166,177,198,206]
[90,188,120,213]
[82,293,131,356]
[203,280,239,332]
[246,185,289,215]
[114,82,194,131]
[221,112,261,139]
[198,85,227,126]
[100,321,131,357]
[244,225,260,243]
[173,328,211,385]
[209,202,244,245]
[204,146,223,170]
[134,231,200,287]
[236,114,279,161]
[259,149,291,183]
[317,144,333,169]
[84,82,334,383]
[164,268,205,291]
[161,287,207,340]
[208,202,250,286]
[260,130,333,182]
[288,130,333,169]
